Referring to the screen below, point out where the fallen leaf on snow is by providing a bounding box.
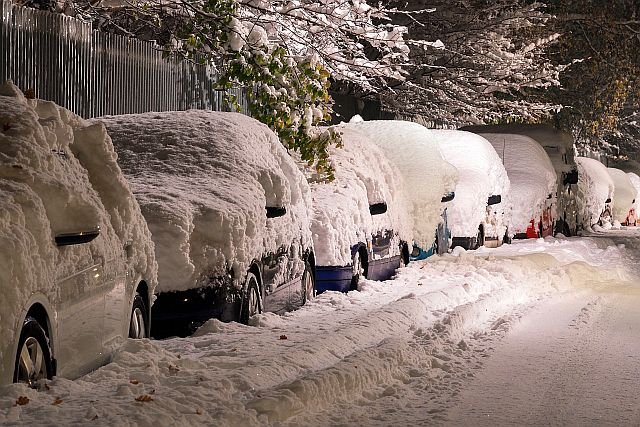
[52,398,64,405]
[15,396,29,406]
[130,380,140,385]
[279,335,288,340]
[135,395,154,402]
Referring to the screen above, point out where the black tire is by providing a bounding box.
[503,230,512,245]
[14,317,53,388]
[129,294,148,339]
[240,272,261,324]
[400,243,410,266]
[301,261,315,305]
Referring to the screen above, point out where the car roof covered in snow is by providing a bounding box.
[307,127,413,266]
[460,124,576,174]
[342,118,457,250]
[97,110,312,293]
[0,82,157,373]
[607,167,638,223]
[575,157,614,227]
[477,133,556,234]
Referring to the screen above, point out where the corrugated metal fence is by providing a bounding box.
[0,0,248,118]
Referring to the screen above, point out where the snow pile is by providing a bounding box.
[96,111,313,293]
[0,232,633,425]
[607,168,638,223]
[576,157,614,227]
[433,130,511,239]
[480,133,556,234]
[0,81,156,383]
[308,127,413,266]
[343,119,457,250]
[627,172,640,218]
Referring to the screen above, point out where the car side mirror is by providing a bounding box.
[563,169,578,185]
[605,198,611,204]
[441,192,455,203]
[266,206,287,218]
[547,193,553,199]
[487,195,502,206]
[369,202,388,216]
[55,227,100,246]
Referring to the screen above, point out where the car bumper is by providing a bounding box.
[315,265,353,293]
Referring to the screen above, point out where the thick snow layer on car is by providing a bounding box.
[576,157,614,227]
[308,127,413,266]
[607,168,638,223]
[0,82,156,377]
[627,172,640,217]
[432,130,510,239]
[97,111,313,293]
[343,119,457,250]
[480,134,557,234]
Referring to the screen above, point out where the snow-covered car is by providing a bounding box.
[344,119,458,258]
[477,133,557,239]
[309,127,413,293]
[432,130,510,249]
[575,157,614,229]
[607,167,638,226]
[0,83,157,387]
[625,172,640,225]
[462,124,580,236]
[99,111,314,338]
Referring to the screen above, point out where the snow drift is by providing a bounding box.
[96,111,313,293]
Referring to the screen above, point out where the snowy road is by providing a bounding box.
[1,230,639,426]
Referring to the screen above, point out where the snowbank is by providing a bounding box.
[308,127,413,266]
[0,81,156,383]
[433,130,510,240]
[576,157,614,227]
[343,119,457,250]
[607,168,637,223]
[96,111,313,293]
[480,133,556,235]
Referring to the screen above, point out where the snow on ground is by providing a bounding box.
[308,126,412,267]
[434,130,510,240]
[480,133,556,235]
[96,111,312,293]
[343,119,457,250]
[576,157,614,228]
[608,167,637,223]
[0,230,635,426]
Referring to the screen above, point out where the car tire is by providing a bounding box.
[240,272,261,324]
[129,294,148,339]
[301,261,315,305]
[14,317,53,387]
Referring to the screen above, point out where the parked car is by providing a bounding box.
[308,127,413,292]
[625,172,640,226]
[575,157,614,229]
[0,82,156,387]
[432,130,511,249]
[478,133,557,239]
[344,118,458,258]
[99,110,314,338]
[462,124,580,236]
[607,167,638,226]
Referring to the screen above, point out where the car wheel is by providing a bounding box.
[240,272,261,324]
[350,250,365,291]
[129,294,148,339]
[301,261,315,305]
[14,317,53,388]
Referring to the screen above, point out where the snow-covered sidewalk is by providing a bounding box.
[0,233,636,426]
